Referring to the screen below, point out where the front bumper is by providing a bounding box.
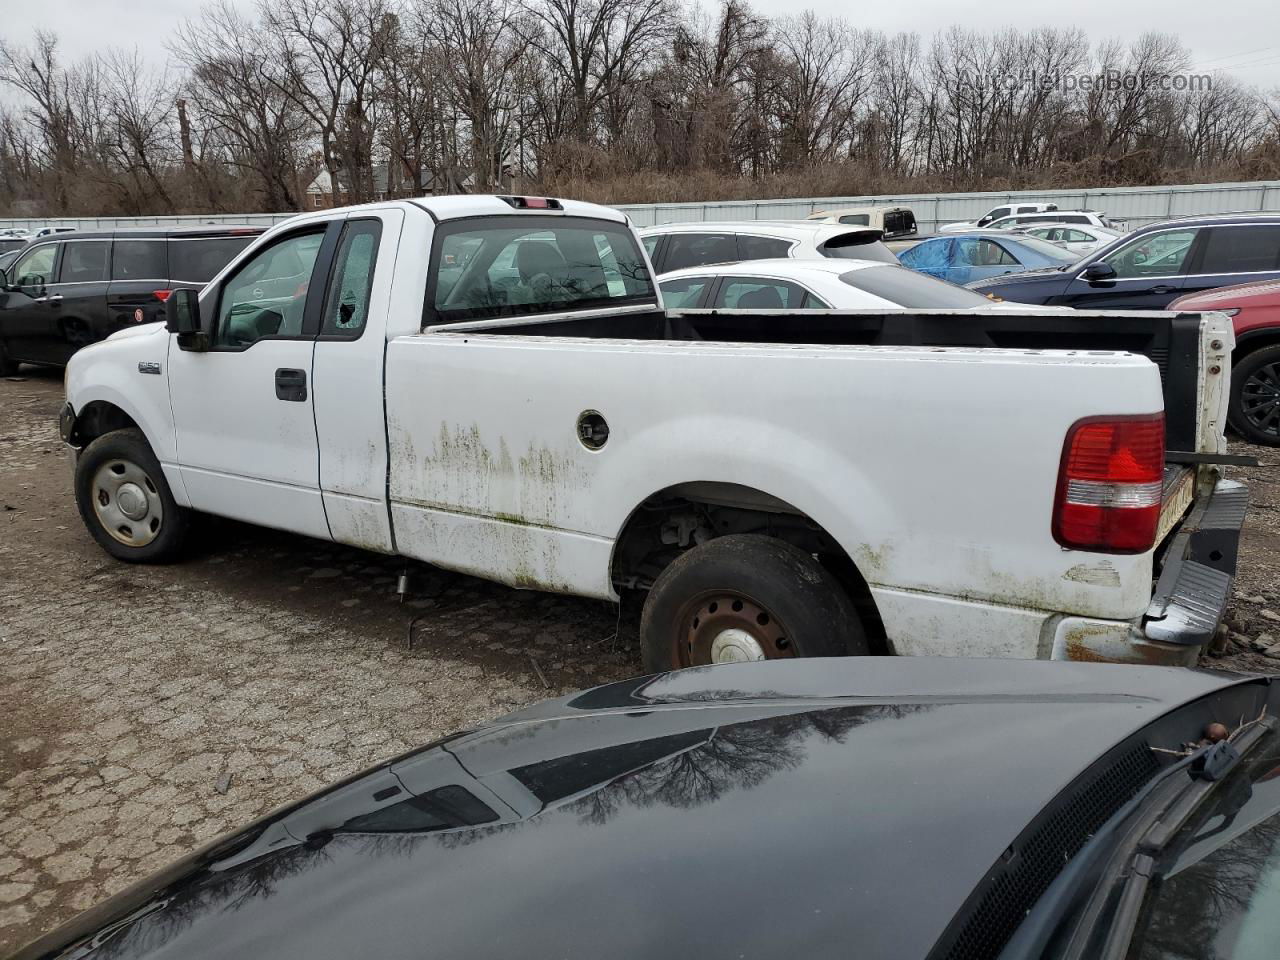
[1054,477,1248,666]
[58,401,75,444]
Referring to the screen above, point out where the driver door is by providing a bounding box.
[0,241,61,363]
[167,221,340,539]
[1059,228,1201,309]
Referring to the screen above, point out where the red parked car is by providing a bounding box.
[1171,279,1280,446]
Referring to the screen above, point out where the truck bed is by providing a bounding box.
[435,307,1212,454]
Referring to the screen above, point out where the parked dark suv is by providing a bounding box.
[967,214,1280,309]
[0,226,263,373]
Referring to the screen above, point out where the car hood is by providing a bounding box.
[17,659,1250,960]
[965,266,1069,289]
[1171,278,1280,310]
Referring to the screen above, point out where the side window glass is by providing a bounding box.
[169,236,256,283]
[737,235,793,260]
[954,238,979,266]
[838,214,870,226]
[111,241,166,281]
[986,241,1019,265]
[664,233,737,272]
[59,241,109,283]
[321,220,381,339]
[215,231,324,348]
[801,291,830,308]
[715,279,806,309]
[642,234,661,262]
[1103,230,1198,279]
[13,244,58,288]
[659,277,709,308]
[1198,226,1280,274]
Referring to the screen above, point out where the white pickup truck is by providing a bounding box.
[60,195,1248,672]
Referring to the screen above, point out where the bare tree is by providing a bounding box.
[261,0,393,204]
[172,0,309,210]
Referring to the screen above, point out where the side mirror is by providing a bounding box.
[0,267,8,290]
[168,288,209,351]
[1083,262,1116,283]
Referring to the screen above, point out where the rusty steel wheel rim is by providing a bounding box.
[673,591,796,667]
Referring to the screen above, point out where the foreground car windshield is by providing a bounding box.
[840,265,992,308]
[431,215,655,321]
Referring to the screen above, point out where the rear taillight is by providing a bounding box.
[1053,414,1164,553]
[153,289,172,302]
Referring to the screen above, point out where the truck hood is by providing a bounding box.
[16,658,1251,960]
[105,321,167,342]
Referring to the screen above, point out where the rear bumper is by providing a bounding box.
[1053,477,1247,666]
[1143,477,1247,646]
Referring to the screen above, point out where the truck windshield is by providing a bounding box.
[430,215,656,322]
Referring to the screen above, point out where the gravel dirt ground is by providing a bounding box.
[2,367,1279,952]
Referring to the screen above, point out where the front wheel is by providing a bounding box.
[1230,346,1280,446]
[74,428,190,562]
[639,534,868,673]
[0,340,18,377]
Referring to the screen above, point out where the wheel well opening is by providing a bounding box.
[611,482,889,655]
[73,402,138,447]
[1234,332,1280,366]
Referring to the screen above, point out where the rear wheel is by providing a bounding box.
[639,534,868,673]
[1230,345,1280,446]
[74,428,190,562]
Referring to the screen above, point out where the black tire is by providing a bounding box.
[74,428,190,562]
[0,340,18,377]
[1229,345,1280,446]
[639,534,868,673]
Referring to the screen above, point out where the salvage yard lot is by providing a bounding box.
[1,367,1279,952]
[0,370,637,952]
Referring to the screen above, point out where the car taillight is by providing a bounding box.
[153,289,172,302]
[1053,414,1164,553]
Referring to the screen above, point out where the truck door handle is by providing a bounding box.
[1150,285,1176,294]
[275,368,308,402]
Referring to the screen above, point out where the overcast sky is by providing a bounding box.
[8,0,1280,88]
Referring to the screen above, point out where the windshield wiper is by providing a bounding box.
[1090,718,1274,960]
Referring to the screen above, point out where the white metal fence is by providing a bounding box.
[4,179,1279,234]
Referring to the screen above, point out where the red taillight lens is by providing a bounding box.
[1053,414,1164,553]
[153,289,172,302]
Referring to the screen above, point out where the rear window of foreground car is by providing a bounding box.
[840,265,993,308]
[431,215,656,321]
[1009,235,1082,265]
[820,234,898,264]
